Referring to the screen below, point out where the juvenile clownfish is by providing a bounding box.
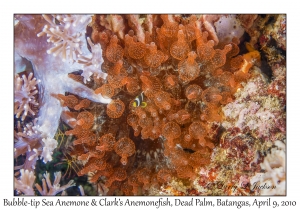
[132,92,147,108]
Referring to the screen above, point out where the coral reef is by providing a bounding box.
[14,169,75,196]
[14,14,286,196]
[250,140,286,195]
[222,69,286,141]
[14,169,36,195]
[14,73,40,121]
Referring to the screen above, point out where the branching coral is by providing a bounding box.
[15,14,111,139]
[14,169,36,195]
[78,37,107,83]
[14,73,39,121]
[14,14,113,188]
[250,140,286,195]
[14,119,58,170]
[37,15,92,62]
[35,171,75,195]
[14,170,75,196]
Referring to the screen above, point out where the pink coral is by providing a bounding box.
[35,171,75,195]
[37,15,92,62]
[14,73,39,121]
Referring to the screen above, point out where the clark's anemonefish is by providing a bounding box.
[132,92,147,108]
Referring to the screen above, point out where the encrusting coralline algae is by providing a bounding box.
[14,14,286,196]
